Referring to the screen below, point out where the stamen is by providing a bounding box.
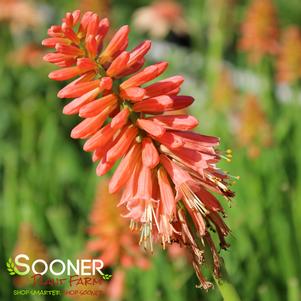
[219,154,232,162]
[139,202,158,253]
[130,220,139,231]
[206,174,229,192]
[180,183,208,215]
[151,204,160,232]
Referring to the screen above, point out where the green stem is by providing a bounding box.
[257,56,277,118]
[214,274,241,301]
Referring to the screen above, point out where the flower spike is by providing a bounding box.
[43,10,236,289]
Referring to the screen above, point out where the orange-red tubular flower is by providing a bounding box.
[88,181,150,270]
[239,0,279,62]
[276,27,301,84]
[43,10,236,289]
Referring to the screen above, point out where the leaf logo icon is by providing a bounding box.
[102,273,112,280]
[6,258,21,276]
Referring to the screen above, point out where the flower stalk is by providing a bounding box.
[42,9,237,289]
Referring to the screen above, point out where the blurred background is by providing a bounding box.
[0,0,301,300]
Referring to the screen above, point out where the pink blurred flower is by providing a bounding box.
[0,0,43,35]
[106,269,125,301]
[13,223,49,288]
[7,43,44,67]
[132,0,188,39]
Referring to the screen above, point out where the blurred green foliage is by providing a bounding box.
[0,0,301,301]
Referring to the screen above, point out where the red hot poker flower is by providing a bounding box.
[276,26,301,84]
[87,180,149,269]
[43,10,236,289]
[239,0,279,62]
